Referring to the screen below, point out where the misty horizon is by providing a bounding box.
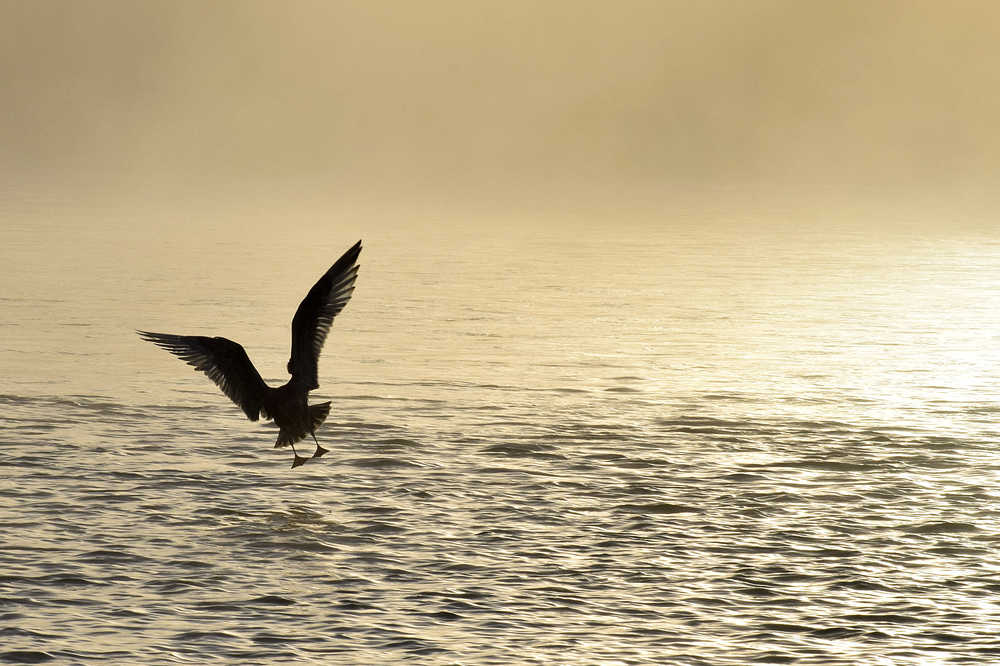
[4,1,1000,218]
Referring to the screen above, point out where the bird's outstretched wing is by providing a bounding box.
[138,331,268,421]
[287,240,362,389]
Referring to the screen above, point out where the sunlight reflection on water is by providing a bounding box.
[3,212,1000,663]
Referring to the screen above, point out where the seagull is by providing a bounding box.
[138,240,362,468]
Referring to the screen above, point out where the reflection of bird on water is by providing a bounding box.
[139,240,362,468]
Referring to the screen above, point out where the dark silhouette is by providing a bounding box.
[139,240,362,468]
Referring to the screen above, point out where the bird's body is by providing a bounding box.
[139,240,362,467]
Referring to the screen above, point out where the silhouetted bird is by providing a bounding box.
[138,240,362,468]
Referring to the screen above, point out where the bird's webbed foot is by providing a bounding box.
[289,442,308,468]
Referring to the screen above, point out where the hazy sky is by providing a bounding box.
[3,1,1000,215]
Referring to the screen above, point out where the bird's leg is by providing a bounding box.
[289,441,308,468]
[310,430,329,458]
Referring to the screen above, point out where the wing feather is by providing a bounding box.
[287,240,362,389]
[138,331,268,420]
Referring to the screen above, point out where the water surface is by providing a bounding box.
[4,209,1000,664]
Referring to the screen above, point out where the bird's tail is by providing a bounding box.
[274,402,332,448]
[310,401,331,431]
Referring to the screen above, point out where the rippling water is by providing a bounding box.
[4,207,1000,664]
